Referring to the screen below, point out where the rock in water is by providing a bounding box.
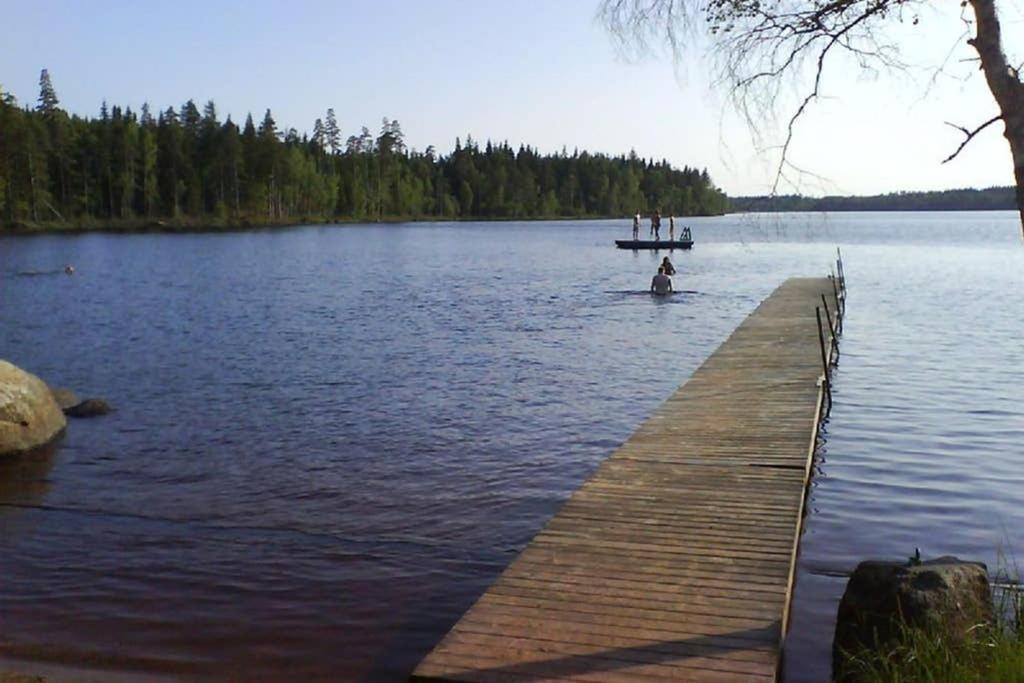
[48,386,80,411]
[0,672,48,683]
[0,360,67,456]
[833,556,993,681]
[65,398,111,418]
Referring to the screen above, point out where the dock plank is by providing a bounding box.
[413,278,835,682]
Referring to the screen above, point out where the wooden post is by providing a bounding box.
[830,275,843,334]
[821,294,839,358]
[816,307,831,415]
[836,247,847,297]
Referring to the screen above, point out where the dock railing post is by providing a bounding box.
[830,275,843,334]
[820,294,839,359]
[815,306,831,415]
[836,247,847,300]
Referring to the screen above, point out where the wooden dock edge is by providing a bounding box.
[778,275,842,675]
[413,275,845,683]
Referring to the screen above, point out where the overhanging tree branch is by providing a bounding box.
[941,114,1001,163]
[770,2,892,193]
[600,0,1024,238]
[600,0,917,194]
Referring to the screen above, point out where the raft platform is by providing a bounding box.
[615,239,693,250]
[413,277,841,683]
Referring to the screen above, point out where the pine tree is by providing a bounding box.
[200,100,221,211]
[36,69,59,115]
[157,107,183,217]
[324,108,340,155]
[0,87,19,223]
[312,118,325,153]
[33,70,73,215]
[259,109,277,139]
[258,110,279,218]
[221,117,242,214]
[139,121,158,217]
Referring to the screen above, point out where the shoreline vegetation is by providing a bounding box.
[5,189,1021,236]
[8,185,1019,236]
[0,213,655,236]
[0,71,727,235]
[731,186,1016,213]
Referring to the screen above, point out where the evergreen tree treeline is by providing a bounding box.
[731,188,1017,212]
[0,71,728,229]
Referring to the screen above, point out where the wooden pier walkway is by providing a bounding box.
[414,277,839,683]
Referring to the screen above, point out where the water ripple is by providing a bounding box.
[0,214,1022,681]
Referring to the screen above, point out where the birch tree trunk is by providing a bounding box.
[970,0,1024,237]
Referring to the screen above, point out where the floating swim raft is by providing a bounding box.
[615,239,693,250]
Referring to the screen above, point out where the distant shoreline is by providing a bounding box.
[731,186,1016,213]
[0,213,719,236]
[4,204,1013,237]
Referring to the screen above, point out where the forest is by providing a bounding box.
[730,187,1016,213]
[0,71,728,231]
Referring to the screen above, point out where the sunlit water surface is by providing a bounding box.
[0,213,1021,681]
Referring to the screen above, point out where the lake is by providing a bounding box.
[1,213,1022,681]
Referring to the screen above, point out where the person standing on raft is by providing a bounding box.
[669,215,675,241]
[632,212,640,240]
[651,209,661,241]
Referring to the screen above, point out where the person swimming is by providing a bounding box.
[650,266,673,295]
[64,264,75,275]
[661,257,676,276]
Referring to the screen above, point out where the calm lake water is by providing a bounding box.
[0,213,1022,682]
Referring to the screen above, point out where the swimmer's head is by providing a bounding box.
[64,264,74,275]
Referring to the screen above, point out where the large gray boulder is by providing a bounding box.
[0,360,67,456]
[833,556,993,681]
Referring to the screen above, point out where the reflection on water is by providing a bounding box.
[0,213,1022,681]
[0,441,58,510]
[783,239,1024,681]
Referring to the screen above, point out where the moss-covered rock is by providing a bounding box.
[0,360,66,456]
[833,556,993,681]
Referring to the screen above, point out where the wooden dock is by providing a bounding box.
[414,277,839,683]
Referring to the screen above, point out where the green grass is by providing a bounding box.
[841,585,1024,682]
[843,623,1024,682]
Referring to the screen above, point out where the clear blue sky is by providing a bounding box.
[2,0,1022,196]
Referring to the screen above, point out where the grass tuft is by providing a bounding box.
[840,568,1024,683]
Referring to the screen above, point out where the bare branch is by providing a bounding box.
[599,0,926,196]
[768,2,894,193]
[941,114,1002,163]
